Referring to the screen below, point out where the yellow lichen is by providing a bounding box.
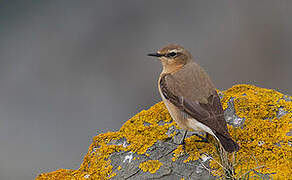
[37,102,174,179]
[184,135,216,163]
[172,145,184,162]
[36,169,74,180]
[214,84,292,179]
[138,160,163,174]
[36,84,291,179]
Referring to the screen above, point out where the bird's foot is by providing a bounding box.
[175,130,187,152]
[178,130,188,145]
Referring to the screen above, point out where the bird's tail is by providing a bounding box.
[214,132,239,153]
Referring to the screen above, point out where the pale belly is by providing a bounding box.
[162,98,191,130]
[159,88,217,138]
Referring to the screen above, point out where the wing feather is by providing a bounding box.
[160,63,231,138]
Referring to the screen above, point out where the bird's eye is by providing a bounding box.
[166,52,177,57]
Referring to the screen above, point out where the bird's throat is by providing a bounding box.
[162,63,184,74]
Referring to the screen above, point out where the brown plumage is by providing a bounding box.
[148,44,239,152]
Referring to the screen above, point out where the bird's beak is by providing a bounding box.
[147,52,163,57]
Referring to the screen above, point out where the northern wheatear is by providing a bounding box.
[148,44,239,152]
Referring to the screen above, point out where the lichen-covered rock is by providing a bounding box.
[36,85,292,180]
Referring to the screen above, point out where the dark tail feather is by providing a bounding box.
[214,132,240,153]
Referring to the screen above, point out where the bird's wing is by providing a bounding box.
[160,63,230,138]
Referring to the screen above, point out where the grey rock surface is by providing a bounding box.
[107,97,245,180]
[107,95,290,179]
[110,136,215,180]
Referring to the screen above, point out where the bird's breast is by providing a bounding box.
[158,82,190,130]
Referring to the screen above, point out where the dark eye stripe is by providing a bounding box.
[165,52,177,58]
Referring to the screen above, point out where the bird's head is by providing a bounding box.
[148,44,192,72]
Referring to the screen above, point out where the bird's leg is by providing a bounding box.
[194,133,209,143]
[179,130,188,145]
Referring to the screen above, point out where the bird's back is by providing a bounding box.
[169,62,215,104]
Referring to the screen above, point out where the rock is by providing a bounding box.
[36,84,292,180]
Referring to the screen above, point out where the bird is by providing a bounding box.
[147,44,239,153]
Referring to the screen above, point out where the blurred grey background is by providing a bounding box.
[0,0,291,179]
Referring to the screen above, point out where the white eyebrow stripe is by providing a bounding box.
[169,49,183,53]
